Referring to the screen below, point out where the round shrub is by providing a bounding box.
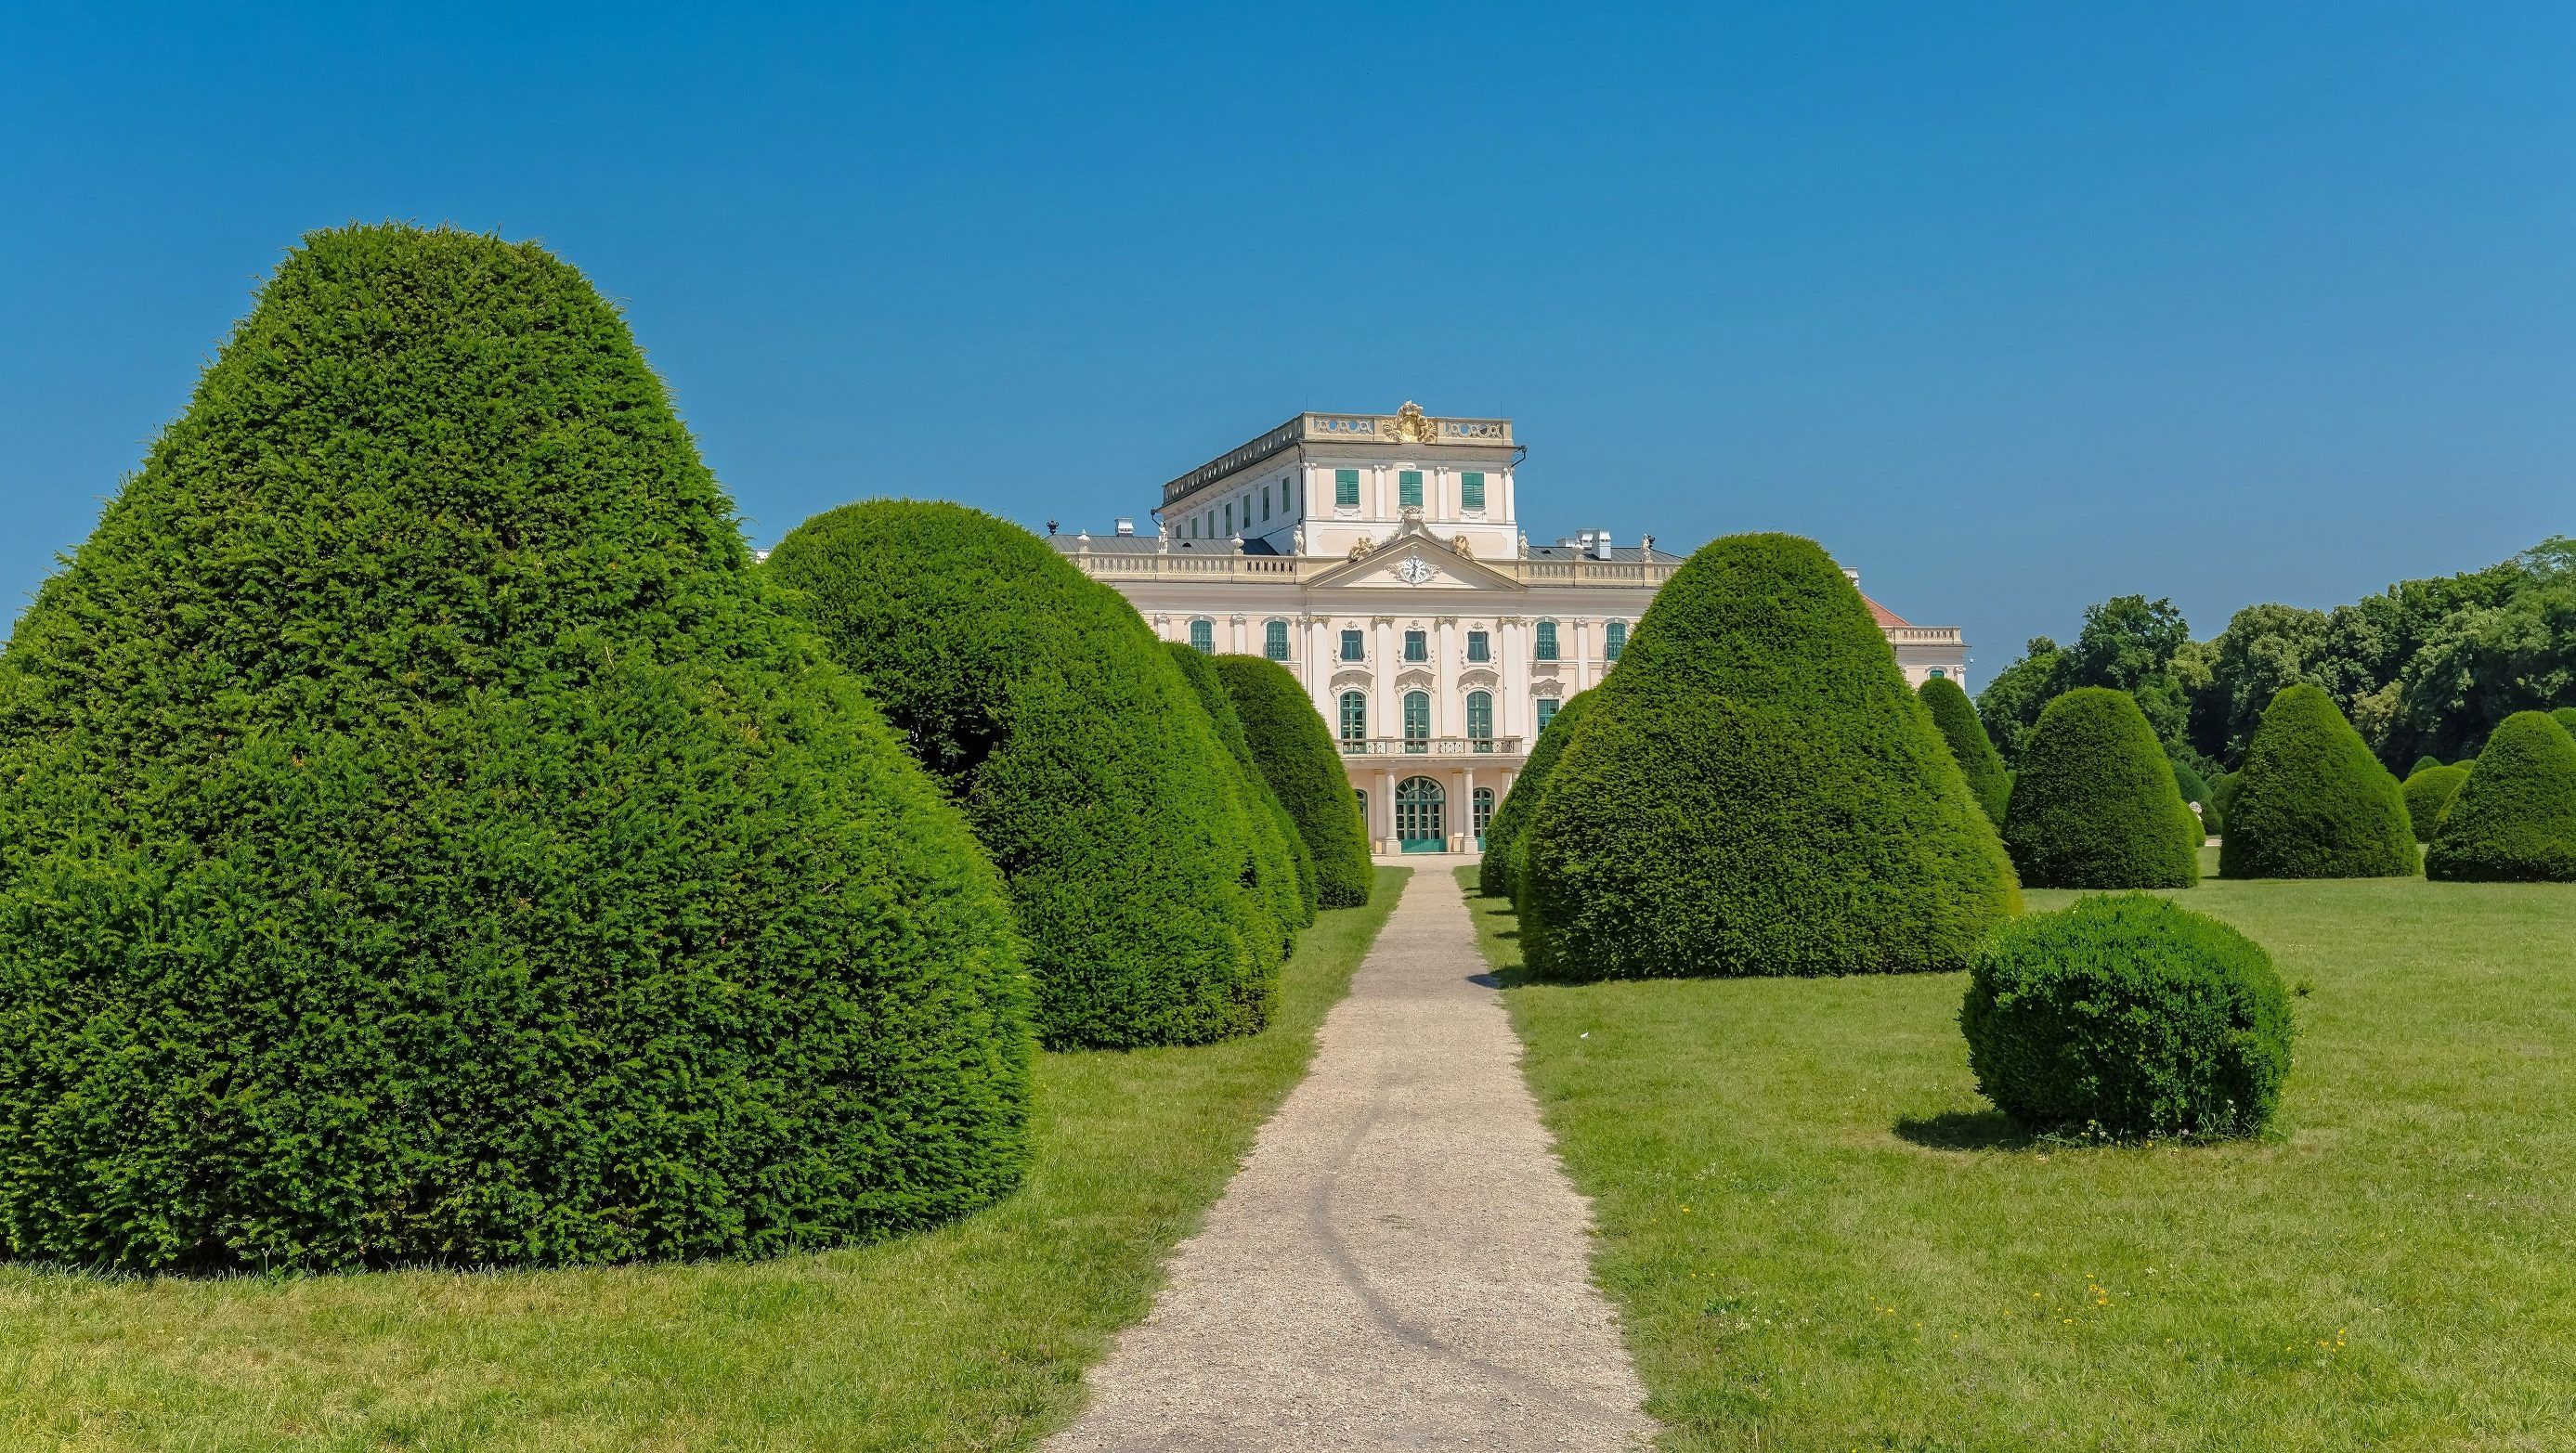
[2218,685,2417,880]
[1167,642,1315,927]
[2555,707,2576,739]
[0,225,1033,1272]
[1210,655,1373,908]
[769,501,1280,1049]
[2409,754,2445,778]
[2003,689,2201,889]
[1919,676,2011,828]
[2400,762,2471,843]
[1960,894,2292,1139]
[2207,768,2240,829]
[1477,690,1594,901]
[2171,758,2223,839]
[1520,535,2021,980]
[2426,711,2576,882]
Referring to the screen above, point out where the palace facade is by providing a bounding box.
[1049,403,1967,854]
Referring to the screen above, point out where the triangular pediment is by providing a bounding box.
[1305,525,1524,592]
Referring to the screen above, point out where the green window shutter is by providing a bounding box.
[1335,469,1360,508]
[1340,692,1368,743]
[1536,696,1560,733]
[1462,472,1485,511]
[1466,629,1489,662]
[1399,470,1424,509]
[1466,691,1492,744]
[1265,619,1289,660]
[1605,621,1627,660]
[1535,620,1559,661]
[1189,619,1214,653]
[1341,629,1364,661]
[1403,691,1430,746]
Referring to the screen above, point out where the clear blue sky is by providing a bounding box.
[6,4,2570,670]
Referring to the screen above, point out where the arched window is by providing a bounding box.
[1265,618,1290,661]
[1605,620,1627,661]
[1339,691,1368,747]
[1472,786,1496,846]
[1466,691,1493,750]
[1395,775,1445,850]
[1188,618,1214,654]
[1402,691,1430,752]
[1534,619,1559,662]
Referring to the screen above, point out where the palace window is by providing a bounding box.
[1265,618,1290,661]
[1928,667,1946,679]
[1403,691,1430,752]
[1472,786,1496,846]
[1404,629,1427,662]
[1535,619,1560,661]
[1335,469,1360,509]
[1341,629,1365,661]
[1399,470,1424,510]
[1224,502,1233,536]
[1466,629,1490,662]
[1466,691,1493,750]
[1189,619,1214,654]
[1606,621,1627,661]
[1462,472,1485,511]
[1340,692,1368,746]
[1262,486,1271,522]
[1536,696,1561,733]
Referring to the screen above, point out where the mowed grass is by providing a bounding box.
[0,868,1408,1453]
[1463,857,2576,1451]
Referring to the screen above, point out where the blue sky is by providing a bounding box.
[5,3,2569,669]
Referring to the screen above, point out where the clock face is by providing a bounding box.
[1396,554,1434,585]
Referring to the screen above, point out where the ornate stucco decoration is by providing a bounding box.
[1348,534,1374,561]
[1451,534,1474,560]
[1385,400,1437,444]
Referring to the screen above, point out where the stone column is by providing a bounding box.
[1571,617,1591,694]
[1433,615,1459,738]
[1460,763,1477,851]
[1376,766,1395,853]
[1499,617,1525,740]
[1373,616,1397,753]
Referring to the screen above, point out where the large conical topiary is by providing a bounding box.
[2400,762,2471,842]
[2003,688,2202,889]
[1167,642,1316,926]
[0,226,1032,1272]
[1520,535,2021,980]
[2425,711,2576,881]
[1920,675,2011,828]
[1211,655,1373,908]
[1477,691,1594,900]
[2219,684,2417,879]
[767,501,1281,1049]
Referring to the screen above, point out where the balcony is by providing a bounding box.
[1338,735,1526,758]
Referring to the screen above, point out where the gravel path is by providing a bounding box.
[1048,868,1653,1452]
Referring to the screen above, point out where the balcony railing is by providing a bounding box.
[1338,735,1527,758]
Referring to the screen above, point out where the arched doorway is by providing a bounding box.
[1395,775,1446,853]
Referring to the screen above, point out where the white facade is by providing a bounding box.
[1053,404,1968,853]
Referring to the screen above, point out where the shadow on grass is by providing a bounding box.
[1893,1109,2040,1152]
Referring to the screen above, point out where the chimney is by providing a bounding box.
[1590,528,1613,560]
[1114,517,1135,537]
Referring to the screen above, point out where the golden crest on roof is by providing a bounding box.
[1386,401,1437,444]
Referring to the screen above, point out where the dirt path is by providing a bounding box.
[1047,868,1653,1452]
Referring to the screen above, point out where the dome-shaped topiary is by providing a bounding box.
[2409,754,2445,778]
[1167,642,1315,927]
[1477,691,1594,900]
[2425,711,2576,882]
[2171,758,2223,839]
[2400,762,2471,843]
[1960,894,2292,1139]
[2219,685,2417,880]
[768,501,1281,1050]
[1919,675,2011,828]
[2554,707,2576,739]
[1520,535,2021,980]
[1209,655,1373,908]
[0,226,1033,1272]
[2002,689,2202,889]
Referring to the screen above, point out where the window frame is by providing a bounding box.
[1340,628,1365,661]
[1334,468,1360,509]
[1401,690,1431,752]
[1465,629,1490,663]
[1188,618,1214,654]
[1461,471,1485,512]
[1264,618,1290,661]
[1605,620,1627,661]
[1534,619,1560,662]
[1399,470,1424,510]
[1466,690,1493,749]
[1339,691,1368,745]
[1403,629,1427,663]
[1535,696,1562,733]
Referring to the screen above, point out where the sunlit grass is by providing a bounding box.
[0,868,1409,1453]
[1465,858,2576,1450]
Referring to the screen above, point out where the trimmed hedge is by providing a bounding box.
[2400,762,2471,843]
[1211,655,1374,908]
[2171,758,2223,839]
[2219,685,2418,880]
[1167,642,1316,927]
[768,501,1281,1049]
[2410,754,2445,778]
[1520,534,2021,979]
[2002,688,2201,889]
[1477,691,1594,900]
[2555,707,2576,739]
[2426,711,2576,882]
[0,225,1033,1271]
[1960,894,2292,1139]
[1920,675,2011,828]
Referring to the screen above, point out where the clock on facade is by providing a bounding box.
[1394,554,1435,585]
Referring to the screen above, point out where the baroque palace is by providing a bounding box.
[1050,403,1967,853]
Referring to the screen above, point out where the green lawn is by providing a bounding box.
[0,868,1407,1453]
[1464,858,2576,1451]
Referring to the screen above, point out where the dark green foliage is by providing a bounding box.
[2556,707,2576,739]
[2400,763,2471,843]
[2425,712,2576,882]
[1920,676,2010,826]
[0,225,1033,1272]
[2410,754,2445,777]
[1519,535,2021,980]
[768,501,1281,1050]
[2002,689,2201,889]
[2171,757,2222,838]
[2208,769,2239,828]
[1477,691,1593,899]
[1210,655,1373,909]
[2219,685,2418,880]
[1166,643,1315,926]
[1979,597,2198,765]
[1960,895,2292,1139]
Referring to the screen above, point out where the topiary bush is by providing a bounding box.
[1167,642,1315,927]
[2425,711,2576,882]
[1210,655,1373,909]
[2410,754,2445,778]
[2171,757,2223,839]
[1477,691,1594,900]
[2002,689,2202,889]
[769,501,1286,1050]
[2400,762,2471,842]
[1960,894,2292,1139]
[0,225,1033,1272]
[2555,707,2576,739]
[2219,685,2418,880]
[1920,675,2011,828]
[1519,535,2021,980]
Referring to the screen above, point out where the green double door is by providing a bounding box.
[1396,775,1446,853]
